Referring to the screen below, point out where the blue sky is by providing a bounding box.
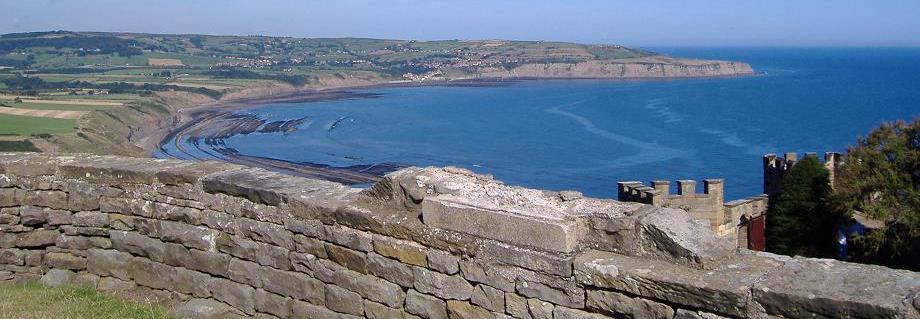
[2,0,919,47]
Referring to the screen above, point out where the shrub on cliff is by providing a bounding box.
[830,118,920,270]
[766,156,839,257]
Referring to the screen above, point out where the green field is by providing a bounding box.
[0,283,174,319]
[0,114,77,135]
[13,102,114,111]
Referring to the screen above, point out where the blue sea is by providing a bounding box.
[158,48,920,200]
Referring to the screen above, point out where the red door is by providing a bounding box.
[748,216,766,251]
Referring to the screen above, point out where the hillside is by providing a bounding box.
[0,31,753,156]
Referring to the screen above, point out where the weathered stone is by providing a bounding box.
[108,214,135,230]
[56,235,91,250]
[326,243,368,273]
[325,225,374,252]
[163,242,194,267]
[239,218,294,249]
[154,202,203,225]
[261,266,324,304]
[72,211,109,227]
[203,167,343,206]
[62,226,109,236]
[15,229,60,247]
[284,218,324,238]
[553,306,612,319]
[471,284,505,312]
[515,279,585,309]
[365,300,417,319]
[159,220,218,251]
[86,249,133,279]
[574,251,767,317]
[176,298,246,319]
[458,259,516,292]
[173,267,214,298]
[367,252,415,288]
[216,234,291,270]
[40,268,75,287]
[0,213,18,225]
[0,232,15,248]
[481,243,573,277]
[23,250,43,266]
[46,210,73,226]
[0,249,25,266]
[428,250,460,275]
[414,266,474,300]
[374,235,427,266]
[406,289,448,319]
[325,284,364,315]
[97,276,137,292]
[209,277,257,315]
[0,188,16,207]
[127,257,176,290]
[46,252,87,270]
[506,293,532,319]
[66,182,110,211]
[445,300,493,319]
[228,257,263,288]
[527,299,555,319]
[291,300,338,319]
[100,197,155,217]
[189,249,230,275]
[23,190,68,210]
[293,234,327,258]
[110,230,166,260]
[254,289,292,318]
[673,309,730,319]
[586,290,673,319]
[290,252,317,275]
[19,206,47,226]
[752,256,920,318]
[421,193,584,253]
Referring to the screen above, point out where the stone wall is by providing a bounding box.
[617,179,737,239]
[1,153,918,319]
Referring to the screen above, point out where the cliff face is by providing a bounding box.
[476,56,754,79]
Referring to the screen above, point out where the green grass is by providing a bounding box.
[0,140,40,152]
[0,283,174,319]
[14,102,114,112]
[0,114,76,135]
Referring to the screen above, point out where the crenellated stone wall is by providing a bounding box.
[0,153,918,319]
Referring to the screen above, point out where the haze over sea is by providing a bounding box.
[159,47,920,200]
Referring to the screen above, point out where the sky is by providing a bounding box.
[2,0,919,47]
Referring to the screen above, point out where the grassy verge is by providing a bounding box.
[0,114,76,135]
[12,102,114,112]
[0,283,174,319]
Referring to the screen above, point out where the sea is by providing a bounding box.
[157,47,920,200]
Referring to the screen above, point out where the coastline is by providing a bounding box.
[143,71,758,185]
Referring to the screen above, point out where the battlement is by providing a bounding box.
[617,179,724,205]
[764,151,844,195]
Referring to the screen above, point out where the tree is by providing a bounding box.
[830,118,920,269]
[766,156,838,257]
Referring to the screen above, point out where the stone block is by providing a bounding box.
[0,248,25,266]
[189,249,230,275]
[176,298,246,319]
[291,300,338,319]
[154,202,203,225]
[173,267,213,298]
[422,196,586,253]
[290,252,317,275]
[202,209,237,234]
[239,218,294,249]
[325,225,374,252]
[325,284,364,315]
[752,256,920,318]
[326,243,368,273]
[15,229,60,247]
[516,279,585,309]
[127,257,176,290]
[528,299,554,319]
[97,276,137,292]
[367,252,415,288]
[0,188,16,207]
[427,250,460,275]
[229,257,263,288]
[374,235,427,267]
[364,300,418,319]
[72,211,109,227]
[46,252,87,270]
[553,307,612,319]
[283,218,325,238]
[586,290,673,319]
[505,292,531,319]
[40,268,75,287]
[156,160,242,186]
[86,249,133,280]
[209,277,257,315]
[110,230,166,261]
[19,206,47,226]
[261,266,324,305]
[446,300,493,319]
[293,234,327,258]
[100,197,155,217]
[159,220,218,251]
[254,289,292,318]
[22,190,68,210]
[414,266,474,300]
[216,234,292,270]
[471,284,505,312]
[46,209,72,226]
[406,289,448,319]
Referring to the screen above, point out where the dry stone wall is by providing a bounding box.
[0,153,918,319]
